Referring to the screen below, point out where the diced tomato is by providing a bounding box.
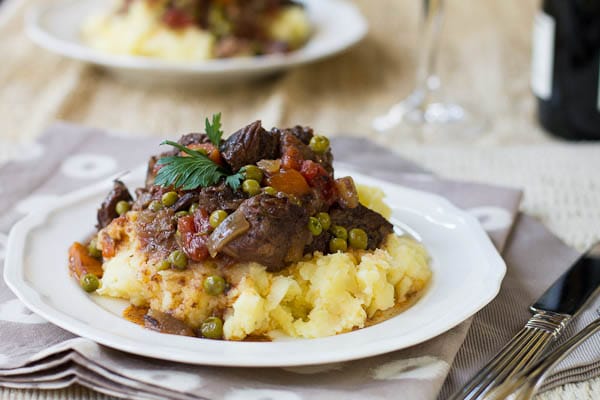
[300,160,328,183]
[281,146,304,170]
[68,242,103,280]
[266,169,310,196]
[300,160,337,204]
[185,234,210,262]
[186,143,223,166]
[178,213,210,262]
[177,214,195,235]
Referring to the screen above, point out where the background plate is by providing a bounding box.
[4,167,505,367]
[26,0,368,85]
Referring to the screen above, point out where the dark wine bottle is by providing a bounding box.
[531,0,600,140]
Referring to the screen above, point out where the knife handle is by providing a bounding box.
[449,311,570,400]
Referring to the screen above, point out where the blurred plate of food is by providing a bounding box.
[26,0,368,84]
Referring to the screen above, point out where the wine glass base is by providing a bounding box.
[373,94,487,142]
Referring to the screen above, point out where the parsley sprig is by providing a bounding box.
[154,116,244,191]
[205,113,223,146]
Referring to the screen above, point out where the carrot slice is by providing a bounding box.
[68,242,103,280]
[267,169,310,196]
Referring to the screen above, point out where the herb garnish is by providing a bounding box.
[205,113,223,147]
[154,138,244,191]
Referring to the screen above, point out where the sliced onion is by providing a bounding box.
[335,176,359,209]
[207,210,250,257]
[257,159,281,174]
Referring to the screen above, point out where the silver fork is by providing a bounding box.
[485,308,600,400]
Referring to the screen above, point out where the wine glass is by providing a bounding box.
[373,0,487,140]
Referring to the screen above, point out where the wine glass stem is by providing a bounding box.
[414,0,445,105]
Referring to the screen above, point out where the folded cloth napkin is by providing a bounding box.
[0,122,597,400]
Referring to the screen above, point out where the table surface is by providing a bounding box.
[1,0,599,398]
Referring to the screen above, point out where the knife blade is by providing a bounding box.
[531,242,600,316]
[450,242,600,400]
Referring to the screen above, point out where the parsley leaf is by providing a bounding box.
[154,139,243,191]
[225,172,245,191]
[155,140,226,190]
[205,113,223,147]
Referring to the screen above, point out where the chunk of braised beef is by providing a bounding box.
[178,132,211,147]
[171,192,197,212]
[197,182,246,214]
[96,180,133,229]
[329,204,394,250]
[144,309,195,337]
[314,148,334,175]
[132,185,192,213]
[280,131,314,170]
[135,208,178,259]
[133,187,152,211]
[298,188,329,217]
[271,125,314,145]
[132,185,168,211]
[218,194,310,271]
[220,121,280,171]
[219,0,301,39]
[278,130,334,174]
[304,230,332,255]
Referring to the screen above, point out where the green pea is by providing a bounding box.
[115,200,130,216]
[348,228,368,250]
[316,212,331,230]
[243,165,264,182]
[204,275,227,296]
[168,250,188,270]
[308,217,323,236]
[156,260,171,271]
[330,225,348,240]
[148,200,163,212]
[309,135,330,153]
[189,203,199,213]
[88,238,102,259]
[209,210,228,228]
[161,191,179,207]
[329,238,347,253]
[242,179,261,196]
[262,186,277,196]
[80,273,100,293]
[175,210,189,219]
[201,316,223,340]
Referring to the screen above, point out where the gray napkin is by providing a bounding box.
[0,122,597,400]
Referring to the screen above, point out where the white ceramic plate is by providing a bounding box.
[4,166,505,367]
[26,0,368,85]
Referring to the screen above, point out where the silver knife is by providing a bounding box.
[450,241,600,400]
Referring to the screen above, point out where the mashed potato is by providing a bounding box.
[82,1,311,61]
[97,186,431,340]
